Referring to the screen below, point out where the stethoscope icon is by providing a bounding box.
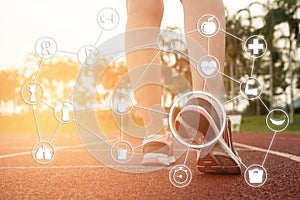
[41,40,51,55]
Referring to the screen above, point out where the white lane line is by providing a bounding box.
[0,151,31,159]
[0,165,172,170]
[234,142,300,162]
[1,141,299,165]
[0,142,99,159]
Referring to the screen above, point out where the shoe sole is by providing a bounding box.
[197,152,241,175]
[142,153,175,166]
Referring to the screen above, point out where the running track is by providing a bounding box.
[0,132,299,200]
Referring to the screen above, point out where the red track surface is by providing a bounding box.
[0,132,299,200]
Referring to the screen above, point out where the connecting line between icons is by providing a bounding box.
[259,97,270,112]
[56,50,78,56]
[50,123,62,143]
[130,50,161,90]
[250,59,256,77]
[33,58,44,81]
[203,78,207,91]
[75,120,112,146]
[183,146,191,165]
[224,95,242,105]
[207,37,210,55]
[219,29,246,43]
[120,115,123,141]
[132,132,171,150]
[69,89,75,102]
[261,131,277,167]
[219,71,241,84]
[41,100,55,110]
[32,105,42,142]
[134,105,169,116]
[177,50,198,65]
[185,29,198,35]
[94,29,104,47]
[77,105,111,112]
[219,139,248,169]
[100,43,158,58]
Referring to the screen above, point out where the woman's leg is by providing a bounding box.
[181,0,225,97]
[126,0,164,126]
[180,1,241,174]
[126,0,175,166]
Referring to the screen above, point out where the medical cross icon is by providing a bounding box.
[248,38,264,55]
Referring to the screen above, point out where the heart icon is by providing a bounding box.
[200,60,217,76]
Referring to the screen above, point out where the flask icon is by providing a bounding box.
[61,103,70,122]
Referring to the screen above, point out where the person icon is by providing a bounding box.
[41,40,51,56]
[35,37,57,59]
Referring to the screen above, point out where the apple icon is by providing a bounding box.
[201,17,217,35]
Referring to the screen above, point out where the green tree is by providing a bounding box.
[258,0,300,124]
[225,3,264,114]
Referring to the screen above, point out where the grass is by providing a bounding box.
[240,114,300,133]
[0,113,299,134]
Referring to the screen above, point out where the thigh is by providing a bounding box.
[126,0,164,28]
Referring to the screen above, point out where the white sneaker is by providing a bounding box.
[142,133,175,166]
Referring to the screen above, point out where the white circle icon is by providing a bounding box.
[157,29,180,52]
[197,14,220,37]
[197,55,220,78]
[54,101,76,123]
[240,77,263,100]
[169,91,226,149]
[21,81,44,105]
[35,37,57,59]
[244,35,267,59]
[244,164,267,188]
[97,8,119,30]
[169,165,192,188]
[78,45,100,67]
[110,92,133,115]
[32,141,55,164]
[266,109,289,132]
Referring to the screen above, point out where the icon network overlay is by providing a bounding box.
[21,8,288,188]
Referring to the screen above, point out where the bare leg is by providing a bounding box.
[179,1,241,174]
[181,0,225,98]
[126,0,164,127]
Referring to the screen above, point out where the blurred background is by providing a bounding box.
[0,0,299,134]
[0,1,299,199]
